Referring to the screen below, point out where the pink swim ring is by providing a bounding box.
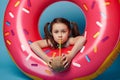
[3,0,120,80]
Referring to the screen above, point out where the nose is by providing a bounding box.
[58,36,62,39]
[58,32,62,39]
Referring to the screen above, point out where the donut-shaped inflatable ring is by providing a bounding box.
[3,0,120,80]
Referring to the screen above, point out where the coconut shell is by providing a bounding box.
[51,56,65,72]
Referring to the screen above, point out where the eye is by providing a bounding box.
[54,30,58,33]
[62,30,67,33]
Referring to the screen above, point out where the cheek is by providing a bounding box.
[63,34,69,40]
[52,34,58,41]
[63,33,69,38]
[53,34,57,38]
[64,36,68,41]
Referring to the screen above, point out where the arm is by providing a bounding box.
[30,40,52,65]
[69,36,86,58]
[62,36,86,68]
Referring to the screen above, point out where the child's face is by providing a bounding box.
[52,23,70,44]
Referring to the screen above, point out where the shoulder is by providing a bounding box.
[68,36,86,45]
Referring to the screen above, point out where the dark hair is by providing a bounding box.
[44,17,80,48]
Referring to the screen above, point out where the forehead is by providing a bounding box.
[52,23,68,30]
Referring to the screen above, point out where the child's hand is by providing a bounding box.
[46,57,53,68]
[61,54,73,68]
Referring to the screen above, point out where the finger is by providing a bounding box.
[48,61,52,68]
[62,53,65,56]
[62,56,66,61]
[48,64,52,68]
[64,62,69,68]
[63,58,68,65]
[61,54,66,61]
[62,54,66,57]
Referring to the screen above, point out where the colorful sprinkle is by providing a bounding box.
[6,40,11,45]
[4,32,10,36]
[44,50,50,54]
[91,1,96,9]
[85,55,91,62]
[102,36,109,42]
[15,1,20,7]
[11,30,15,36]
[45,70,51,75]
[26,54,32,61]
[105,1,111,6]
[100,12,106,19]
[9,12,14,18]
[22,8,30,14]
[23,29,29,35]
[31,63,38,67]
[96,21,103,27]
[27,0,31,7]
[28,40,32,44]
[93,32,100,38]
[6,21,11,26]
[80,46,85,53]
[94,46,97,53]
[21,44,26,51]
[72,62,81,68]
[83,3,88,11]
[52,52,56,57]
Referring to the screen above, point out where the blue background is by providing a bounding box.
[39,1,86,38]
[0,0,120,80]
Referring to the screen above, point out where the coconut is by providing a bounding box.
[51,56,65,72]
